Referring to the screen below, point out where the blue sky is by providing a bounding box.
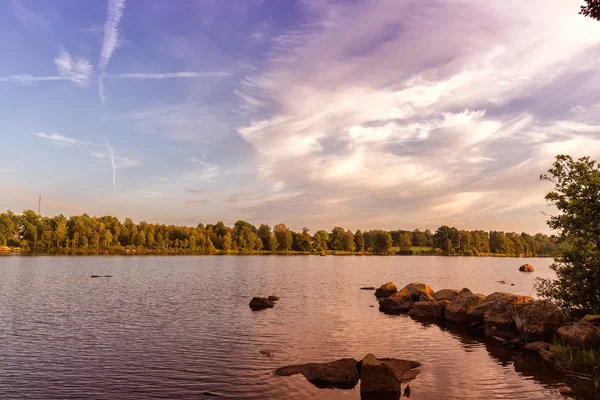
[1,0,600,233]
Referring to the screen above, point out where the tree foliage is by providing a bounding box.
[581,0,600,21]
[536,155,600,313]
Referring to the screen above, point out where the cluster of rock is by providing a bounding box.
[249,295,279,310]
[275,353,420,397]
[374,281,600,355]
[519,264,535,272]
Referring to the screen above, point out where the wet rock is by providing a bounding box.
[91,275,101,278]
[444,288,486,324]
[519,264,534,272]
[497,280,507,284]
[524,341,551,353]
[556,321,600,350]
[401,282,435,302]
[538,348,554,361]
[201,392,218,397]
[378,358,421,382]
[275,358,359,389]
[582,314,600,326]
[468,292,534,323]
[379,289,413,314]
[514,300,565,342]
[484,300,521,339]
[249,297,275,310]
[267,295,280,301]
[361,287,376,290]
[433,289,459,301]
[409,300,450,321]
[375,282,398,298]
[360,354,402,395]
[558,386,573,395]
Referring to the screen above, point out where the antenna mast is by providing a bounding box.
[38,194,42,216]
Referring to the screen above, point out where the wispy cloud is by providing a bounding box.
[184,188,208,194]
[33,132,90,145]
[12,0,50,30]
[98,0,126,102]
[1,50,92,87]
[105,137,117,191]
[111,71,230,79]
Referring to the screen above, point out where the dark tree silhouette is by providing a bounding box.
[581,0,600,21]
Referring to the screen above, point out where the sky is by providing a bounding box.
[2,0,600,233]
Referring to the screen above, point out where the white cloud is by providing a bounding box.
[32,132,89,145]
[12,0,50,30]
[54,50,93,87]
[111,72,230,79]
[98,0,126,102]
[234,0,600,231]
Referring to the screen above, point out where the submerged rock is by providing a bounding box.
[379,289,413,314]
[401,282,435,302]
[433,289,459,301]
[519,264,535,272]
[360,354,402,395]
[444,288,485,324]
[275,358,360,389]
[514,300,564,342]
[409,300,450,321]
[361,287,376,290]
[524,341,551,353]
[375,282,398,298]
[249,297,275,310]
[267,295,280,301]
[557,321,600,350]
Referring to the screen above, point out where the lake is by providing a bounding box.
[0,255,579,399]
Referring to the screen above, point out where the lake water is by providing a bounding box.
[0,255,586,399]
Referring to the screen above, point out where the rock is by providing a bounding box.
[497,280,507,284]
[409,300,451,321]
[519,264,534,272]
[468,292,534,324]
[558,386,573,395]
[201,392,218,397]
[538,348,554,361]
[404,385,411,398]
[275,358,359,389]
[556,321,600,350]
[360,354,402,395]
[267,295,280,301]
[582,314,600,326]
[514,300,565,342]
[524,341,551,353]
[433,289,459,301]
[361,287,376,290]
[379,289,413,314]
[484,300,521,339]
[249,297,275,310]
[91,275,101,278]
[444,288,486,324]
[401,282,435,302]
[375,282,398,298]
[378,358,421,382]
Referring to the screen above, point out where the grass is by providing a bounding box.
[551,339,600,388]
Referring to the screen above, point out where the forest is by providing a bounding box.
[0,209,558,257]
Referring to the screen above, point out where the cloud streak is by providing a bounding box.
[105,137,117,192]
[98,0,126,102]
[110,71,230,79]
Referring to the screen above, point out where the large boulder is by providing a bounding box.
[379,289,413,314]
[519,264,535,272]
[582,315,600,326]
[433,289,459,302]
[275,358,360,389]
[401,282,435,302]
[514,300,565,342]
[484,300,520,339]
[375,282,398,298]
[249,297,275,310]
[409,300,451,321]
[360,354,402,395]
[468,292,534,323]
[445,288,486,324]
[557,321,600,350]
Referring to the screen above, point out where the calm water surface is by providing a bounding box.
[0,255,587,399]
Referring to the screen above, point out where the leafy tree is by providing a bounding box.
[398,232,412,250]
[342,229,355,252]
[536,155,600,313]
[581,0,600,21]
[412,229,428,247]
[330,227,346,251]
[313,230,329,251]
[354,230,365,252]
[274,223,292,251]
[372,230,392,254]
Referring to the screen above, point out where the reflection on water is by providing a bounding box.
[0,255,588,399]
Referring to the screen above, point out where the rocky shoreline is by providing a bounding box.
[374,281,600,358]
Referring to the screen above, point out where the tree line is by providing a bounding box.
[0,209,557,256]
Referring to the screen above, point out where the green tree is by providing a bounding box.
[412,229,428,247]
[398,232,412,250]
[274,223,293,251]
[313,230,329,251]
[372,230,392,254]
[536,155,600,313]
[342,229,355,252]
[330,227,346,251]
[354,230,365,252]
